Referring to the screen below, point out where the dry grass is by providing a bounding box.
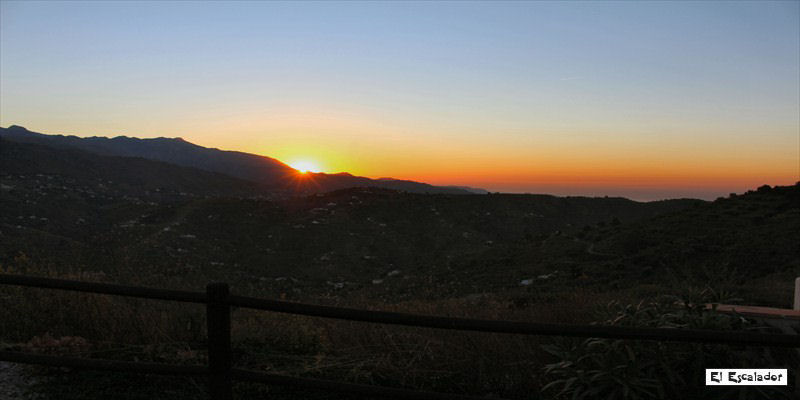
[2,265,787,399]
[0,267,645,398]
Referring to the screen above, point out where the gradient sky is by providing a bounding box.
[1,1,798,200]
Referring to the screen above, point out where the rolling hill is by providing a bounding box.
[0,138,703,300]
[2,127,795,305]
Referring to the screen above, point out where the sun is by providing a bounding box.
[288,159,322,174]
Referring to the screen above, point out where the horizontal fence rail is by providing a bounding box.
[2,274,796,347]
[227,294,800,347]
[1,273,799,399]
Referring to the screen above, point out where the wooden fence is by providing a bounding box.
[1,273,798,399]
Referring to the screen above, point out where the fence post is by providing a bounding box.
[207,282,232,400]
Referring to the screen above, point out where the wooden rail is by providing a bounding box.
[1,273,798,399]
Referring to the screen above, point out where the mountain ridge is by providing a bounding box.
[0,125,483,195]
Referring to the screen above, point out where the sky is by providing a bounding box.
[1,1,798,200]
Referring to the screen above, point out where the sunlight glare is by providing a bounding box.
[289,159,322,174]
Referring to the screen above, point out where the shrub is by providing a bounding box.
[541,290,797,399]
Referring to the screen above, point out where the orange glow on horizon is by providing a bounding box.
[18,118,795,200]
[259,135,795,199]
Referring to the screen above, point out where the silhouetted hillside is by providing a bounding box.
[3,127,794,305]
[1,160,700,300]
[0,138,269,199]
[0,126,478,195]
[583,183,800,288]
[1,125,293,183]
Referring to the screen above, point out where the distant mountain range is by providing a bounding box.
[0,125,486,195]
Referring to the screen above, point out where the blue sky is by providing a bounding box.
[1,1,798,199]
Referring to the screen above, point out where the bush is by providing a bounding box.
[541,290,797,399]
